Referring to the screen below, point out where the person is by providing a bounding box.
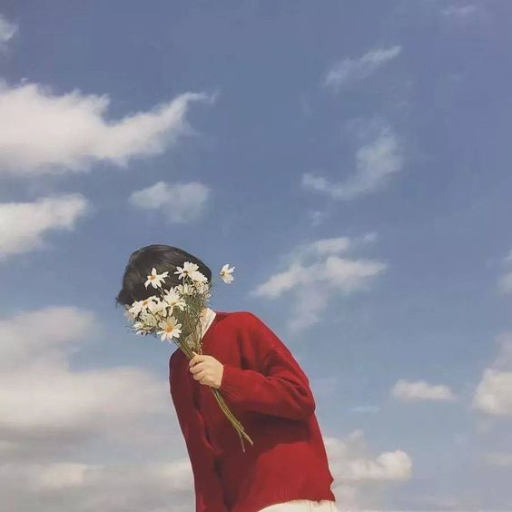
[116,245,338,512]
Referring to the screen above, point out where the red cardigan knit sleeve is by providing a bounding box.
[219,312,316,420]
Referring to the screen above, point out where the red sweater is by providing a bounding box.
[169,310,336,512]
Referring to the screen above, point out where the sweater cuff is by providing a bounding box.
[219,363,246,402]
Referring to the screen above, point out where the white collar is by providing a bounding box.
[200,307,216,337]
[185,307,216,347]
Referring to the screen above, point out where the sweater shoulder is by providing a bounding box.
[222,310,263,331]
[220,311,276,366]
[219,310,272,342]
[222,310,278,349]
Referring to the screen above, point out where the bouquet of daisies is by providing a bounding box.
[124,261,253,452]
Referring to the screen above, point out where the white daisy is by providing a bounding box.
[195,281,211,295]
[129,296,157,318]
[176,283,193,296]
[157,316,183,342]
[147,297,169,318]
[124,306,136,320]
[162,288,187,311]
[133,310,159,334]
[190,270,208,284]
[132,321,146,334]
[174,261,200,281]
[220,263,235,284]
[145,267,170,289]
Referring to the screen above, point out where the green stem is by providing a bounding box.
[211,388,254,452]
[168,278,253,452]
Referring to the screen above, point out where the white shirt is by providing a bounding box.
[258,501,338,511]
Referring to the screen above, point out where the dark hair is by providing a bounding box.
[115,245,212,308]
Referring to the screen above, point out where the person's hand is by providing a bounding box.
[189,351,224,389]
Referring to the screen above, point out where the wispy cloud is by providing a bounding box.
[302,124,404,200]
[250,233,386,332]
[129,180,211,224]
[415,493,479,511]
[323,46,402,91]
[441,4,479,18]
[497,272,512,294]
[325,429,412,509]
[0,194,90,261]
[0,82,215,176]
[0,13,17,50]
[496,248,512,294]
[473,369,512,416]
[482,452,512,467]
[309,375,339,399]
[350,405,381,414]
[306,209,328,227]
[473,332,512,416]
[391,379,457,402]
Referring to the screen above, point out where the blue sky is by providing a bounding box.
[1,1,511,510]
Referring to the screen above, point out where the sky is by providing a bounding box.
[0,1,511,510]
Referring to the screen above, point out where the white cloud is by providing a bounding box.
[498,272,512,293]
[323,45,402,91]
[473,332,512,416]
[442,4,478,18]
[473,369,512,416]
[491,332,512,368]
[350,405,381,414]
[305,236,352,256]
[309,375,339,399]
[325,429,412,510]
[391,379,457,402]
[0,307,170,439]
[0,306,96,372]
[0,82,214,176]
[250,234,386,331]
[482,452,512,467]
[416,493,479,511]
[0,13,17,49]
[129,180,210,224]
[306,209,328,227]
[302,124,404,200]
[497,249,512,294]
[0,306,196,511]
[0,460,194,512]
[0,193,90,261]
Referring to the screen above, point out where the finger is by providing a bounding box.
[199,373,212,385]
[190,362,205,373]
[194,369,208,381]
[189,353,205,367]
